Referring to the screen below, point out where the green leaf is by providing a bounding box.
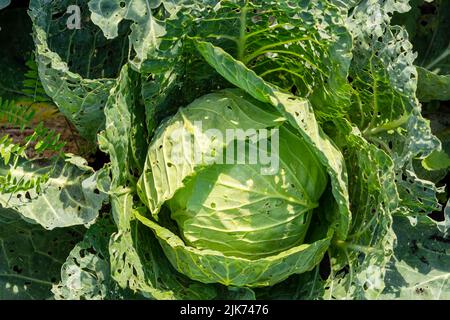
[89,0,230,134]
[417,66,450,102]
[0,208,83,299]
[88,0,166,70]
[188,0,353,122]
[98,65,149,188]
[99,65,142,187]
[347,0,442,216]
[324,129,397,299]
[422,149,450,171]
[381,215,450,299]
[393,0,450,102]
[0,0,10,10]
[52,216,140,300]
[135,209,332,287]
[0,155,107,229]
[29,0,129,141]
[89,0,354,127]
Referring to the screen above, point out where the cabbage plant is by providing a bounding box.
[0,0,449,300]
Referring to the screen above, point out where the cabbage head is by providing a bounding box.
[137,89,347,287]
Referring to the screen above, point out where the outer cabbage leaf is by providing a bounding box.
[88,0,353,131]
[257,0,446,300]
[312,0,443,299]
[347,0,441,216]
[0,155,107,229]
[417,67,450,102]
[381,215,449,299]
[98,65,148,187]
[89,0,232,134]
[136,209,332,288]
[0,0,9,10]
[393,0,450,102]
[321,127,397,299]
[29,0,129,141]
[88,0,169,70]
[52,216,140,300]
[0,208,83,299]
[187,0,353,122]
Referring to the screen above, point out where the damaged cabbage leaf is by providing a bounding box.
[0,0,10,10]
[29,0,130,141]
[52,216,140,300]
[0,155,107,229]
[381,214,449,299]
[393,0,450,102]
[0,208,83,299]
[89,0,353,131]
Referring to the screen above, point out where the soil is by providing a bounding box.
[1,111,88,160]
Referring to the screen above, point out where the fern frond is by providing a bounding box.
[21,57,51,103]
[0,135,27,165]
[0,134,61,194]
[0,98,35,129]
[0,122,66,195]
[25,122,66,155]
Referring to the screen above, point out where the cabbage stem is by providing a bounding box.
[334,240,383,255]
[363,114,410,137]
[237,2,249,62]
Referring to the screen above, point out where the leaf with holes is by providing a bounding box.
[0,208,83,299]
[0,155,108,229]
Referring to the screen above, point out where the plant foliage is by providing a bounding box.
[0,0,448,300]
